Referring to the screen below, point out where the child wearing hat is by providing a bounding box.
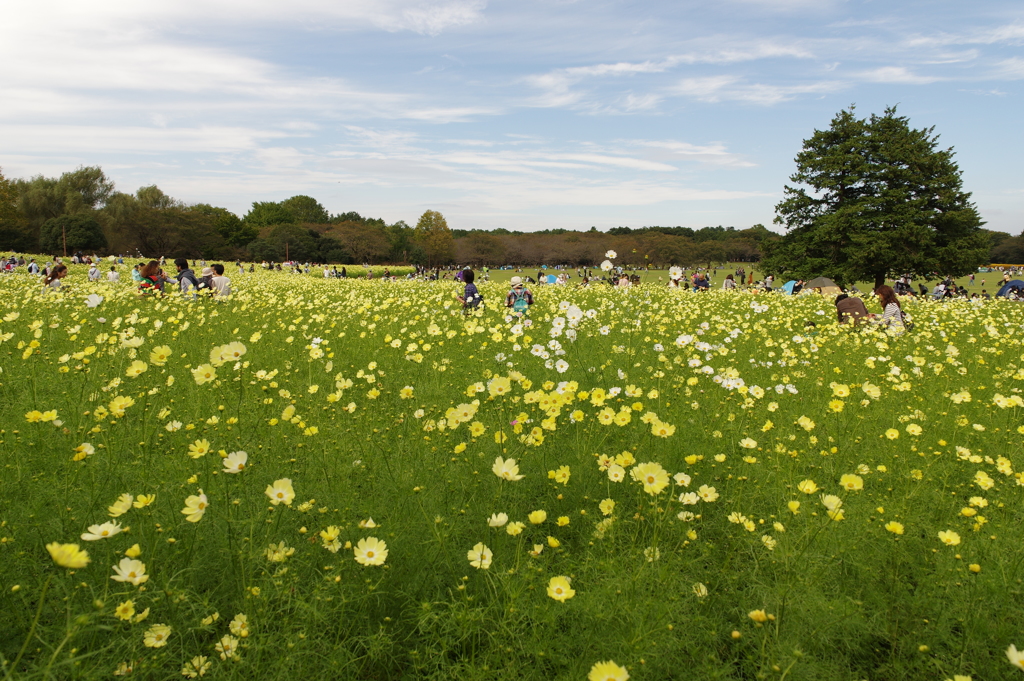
[506,276,534,315]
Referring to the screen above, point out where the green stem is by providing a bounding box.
[7,573,53,679]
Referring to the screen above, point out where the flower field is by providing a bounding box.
[2,267,1024,680]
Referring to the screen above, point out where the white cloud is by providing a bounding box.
[857,66,941,84]
[992,57,1024,80]
[670,76,842,105]
[4,0,488,37]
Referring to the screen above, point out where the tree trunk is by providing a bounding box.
[873,272,885,291]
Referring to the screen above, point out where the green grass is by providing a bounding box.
[1,264,1023,680]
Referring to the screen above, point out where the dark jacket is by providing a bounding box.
[836,296,870,324]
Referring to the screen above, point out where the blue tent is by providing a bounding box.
[546,274,558,284]
[781,280,797,294]
[996,279,1024,298]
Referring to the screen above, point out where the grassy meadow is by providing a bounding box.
[1,262,1023,681]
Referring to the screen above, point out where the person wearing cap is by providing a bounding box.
[506,276,534,315]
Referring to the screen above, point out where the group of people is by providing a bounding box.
[834,286,912,331]
[29,255,233,298]
[456,271,534,315]
[134,259,232,297]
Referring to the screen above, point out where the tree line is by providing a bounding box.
[0,106,1017,277]
[0,166,783,267]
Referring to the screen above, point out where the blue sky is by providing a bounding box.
[2,0,1022,233]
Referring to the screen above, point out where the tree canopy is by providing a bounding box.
[243,202,296,228]
[280,195,330,224]
[762,106,988,288]
[39,213,107,253]
[414,210,454,267]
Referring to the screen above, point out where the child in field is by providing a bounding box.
[457,269,482,311]
[506,276,533,315]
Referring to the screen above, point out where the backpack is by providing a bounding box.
[511,289,529,314]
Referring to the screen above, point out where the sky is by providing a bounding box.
[1,0,1022,234]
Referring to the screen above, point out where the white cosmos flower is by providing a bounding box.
[81,521,123,541]
[488,513,509,527]
[555,359,569,373]
[600,260,613,272]
[85,294,104,308]
[222,451,248,474]
[605,250,617,259]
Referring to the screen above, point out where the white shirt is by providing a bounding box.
[211,275,232,296]
[108,271,120,281]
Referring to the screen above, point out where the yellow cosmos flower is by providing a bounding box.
[191,364,217,386]
[797,480,818,494]
[353,537,388,566]
[630,461,670,496]
[884,521,904,535]
[492,456,524,481]
[265,478,295,505]
[108,395,135,417]
[748,609,771,623]
[46,542,91,569]
[73,442,95,461]
[181,491,209,523]
[143,624,171,648]
[547,575,575,602]
[938,530,961,546]
[589,660,629,681]
[111,557,149,586]
[187,439,211,459]
[548,465,571,485]
[839,474,863,491]
[133,494,156,509]
[125,360,148,378]
[467,542,492,569]
[149,345,172,366]
[528,510,547,525]
[108,493,133,517]
[114,599,135,621]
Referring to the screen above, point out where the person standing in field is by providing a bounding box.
[107,266,120,282]
[457,269,482,312]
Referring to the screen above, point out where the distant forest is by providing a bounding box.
[2,165,1022,266]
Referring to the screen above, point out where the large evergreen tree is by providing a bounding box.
[763,106,988,289]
